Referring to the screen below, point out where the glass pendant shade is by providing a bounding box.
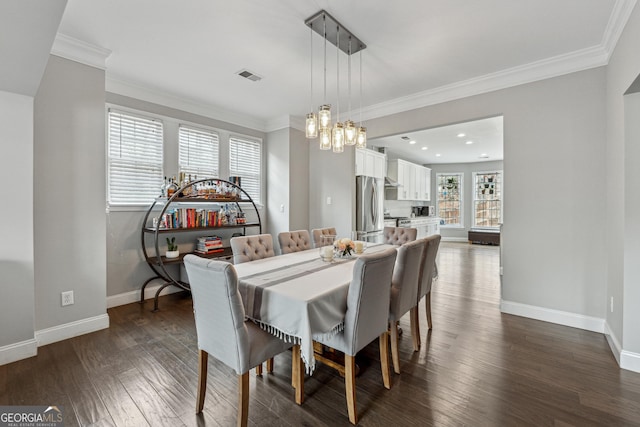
[332,122,345,153]
[319,128,332,150]
[344,120,356,145]
[356,126,367,149]
[319,105,332,130]
[306,113,318,138]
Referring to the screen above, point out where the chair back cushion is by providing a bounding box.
[183,255,250,373]
[278,230,311,254]
[383,226,417,245]
[389,239,425,321]
[418,234,441,298]
[230,234,275,264]
[343,247,397,355]
[311,227,337,248]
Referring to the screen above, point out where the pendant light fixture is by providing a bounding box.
[332,26,345,153]
[305,23,317,139]
[305,10,366,153]
[355,48,367,149]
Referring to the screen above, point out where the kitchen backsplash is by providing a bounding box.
[384,200,430,217]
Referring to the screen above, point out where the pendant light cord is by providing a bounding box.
[309,24,313,112]
[336,26,340,121]
[323,15,327,105]
[359,49,363,126]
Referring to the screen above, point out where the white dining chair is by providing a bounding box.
[230,234,276,264]
[411,234,441,349]
[278,230,311,254]
[292,247,398,424]
[383,226,417,245]
[311,227,337,248]
[388,238,425,374]
[183,255,292,426]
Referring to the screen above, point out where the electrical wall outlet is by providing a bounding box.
[61,291,74,306]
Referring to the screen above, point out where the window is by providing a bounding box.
[179,125,219,179]
[229,136,262,204]
[473,171,502,228]
[436,173,463,227]
[108,110,163,205]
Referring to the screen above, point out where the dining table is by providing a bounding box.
[234,242,395,375]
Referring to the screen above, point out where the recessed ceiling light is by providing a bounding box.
[436,154,441,157]
[409,140,416,145]
[421,146,428,150]
[457,133,465,138]
[480,153,489,158]
[466,140,474,145]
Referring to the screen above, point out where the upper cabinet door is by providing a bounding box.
[355,148,386,179]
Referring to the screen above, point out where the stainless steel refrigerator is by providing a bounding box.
[355,176,384,243]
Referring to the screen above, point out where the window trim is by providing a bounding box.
[436,172,464,228]
[107,107,164,207]
[471,170,503,230]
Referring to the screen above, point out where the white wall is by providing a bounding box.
[0,91,36,361]
[34,55,108,332]
[365,67,607,321]
[266,127,290,252]
[289,128,309,232]
[308,145,356,239]
[605,2,640,369]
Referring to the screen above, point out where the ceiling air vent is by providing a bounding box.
[400,136,411,141]
[237,69,262,82]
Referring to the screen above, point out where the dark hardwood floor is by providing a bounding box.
[2,242,640,426]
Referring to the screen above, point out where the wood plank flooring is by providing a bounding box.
[2,242,640,426]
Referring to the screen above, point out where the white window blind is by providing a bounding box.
[108,110,164,205]
[179,125,219,179]
[229,136,261,204]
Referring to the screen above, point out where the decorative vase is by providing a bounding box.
[166,250,180,259]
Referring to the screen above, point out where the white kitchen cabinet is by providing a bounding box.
[387,159,431,201]
[355,148,386,179]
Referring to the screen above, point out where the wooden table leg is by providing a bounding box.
[292,345,304,404]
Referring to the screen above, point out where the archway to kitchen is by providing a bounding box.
[368,115,504,306]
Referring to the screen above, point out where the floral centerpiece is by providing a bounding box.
[334,237,355,258]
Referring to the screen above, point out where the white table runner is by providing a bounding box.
[235,243,391,372]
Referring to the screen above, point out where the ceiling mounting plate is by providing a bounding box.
[305,10,366,55]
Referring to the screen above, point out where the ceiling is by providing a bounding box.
[369,116,504,164]
[53,0,636,164]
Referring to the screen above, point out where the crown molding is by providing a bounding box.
[106,75,269,132]
[602,0,638,60]
[265,115,305,133]
[51,33,111,70]
[358,44,609,122]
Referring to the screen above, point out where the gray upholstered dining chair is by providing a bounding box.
[278,230,312,254]
[292,247,398,425]
[183,255,292,426]
[230,234,276,264]
[411,234,442,349]
[388,239,425,374]
[311,227,337,248]
[383,226,417,245]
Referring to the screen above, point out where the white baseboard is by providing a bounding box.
[605,322,640,373]
[0,338,37,366]
[35,314,110,347]
[500,300,605,333]
[441,237,469,243]
[604,321,622,365]
[107,283,183,309]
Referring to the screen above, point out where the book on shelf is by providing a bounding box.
[194,248,225,255]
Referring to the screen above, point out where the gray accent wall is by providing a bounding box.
[0,91,35,349]
[265,127,310,253]
[427,160,504,240]
[34,55,107,330]
[366,67,607,320]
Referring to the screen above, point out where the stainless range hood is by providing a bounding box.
[384,176,401,187]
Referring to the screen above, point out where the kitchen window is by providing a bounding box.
[436,173,463,227]
[473,171,502,228]
[229,136,262,205]
[107,109,164,205]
